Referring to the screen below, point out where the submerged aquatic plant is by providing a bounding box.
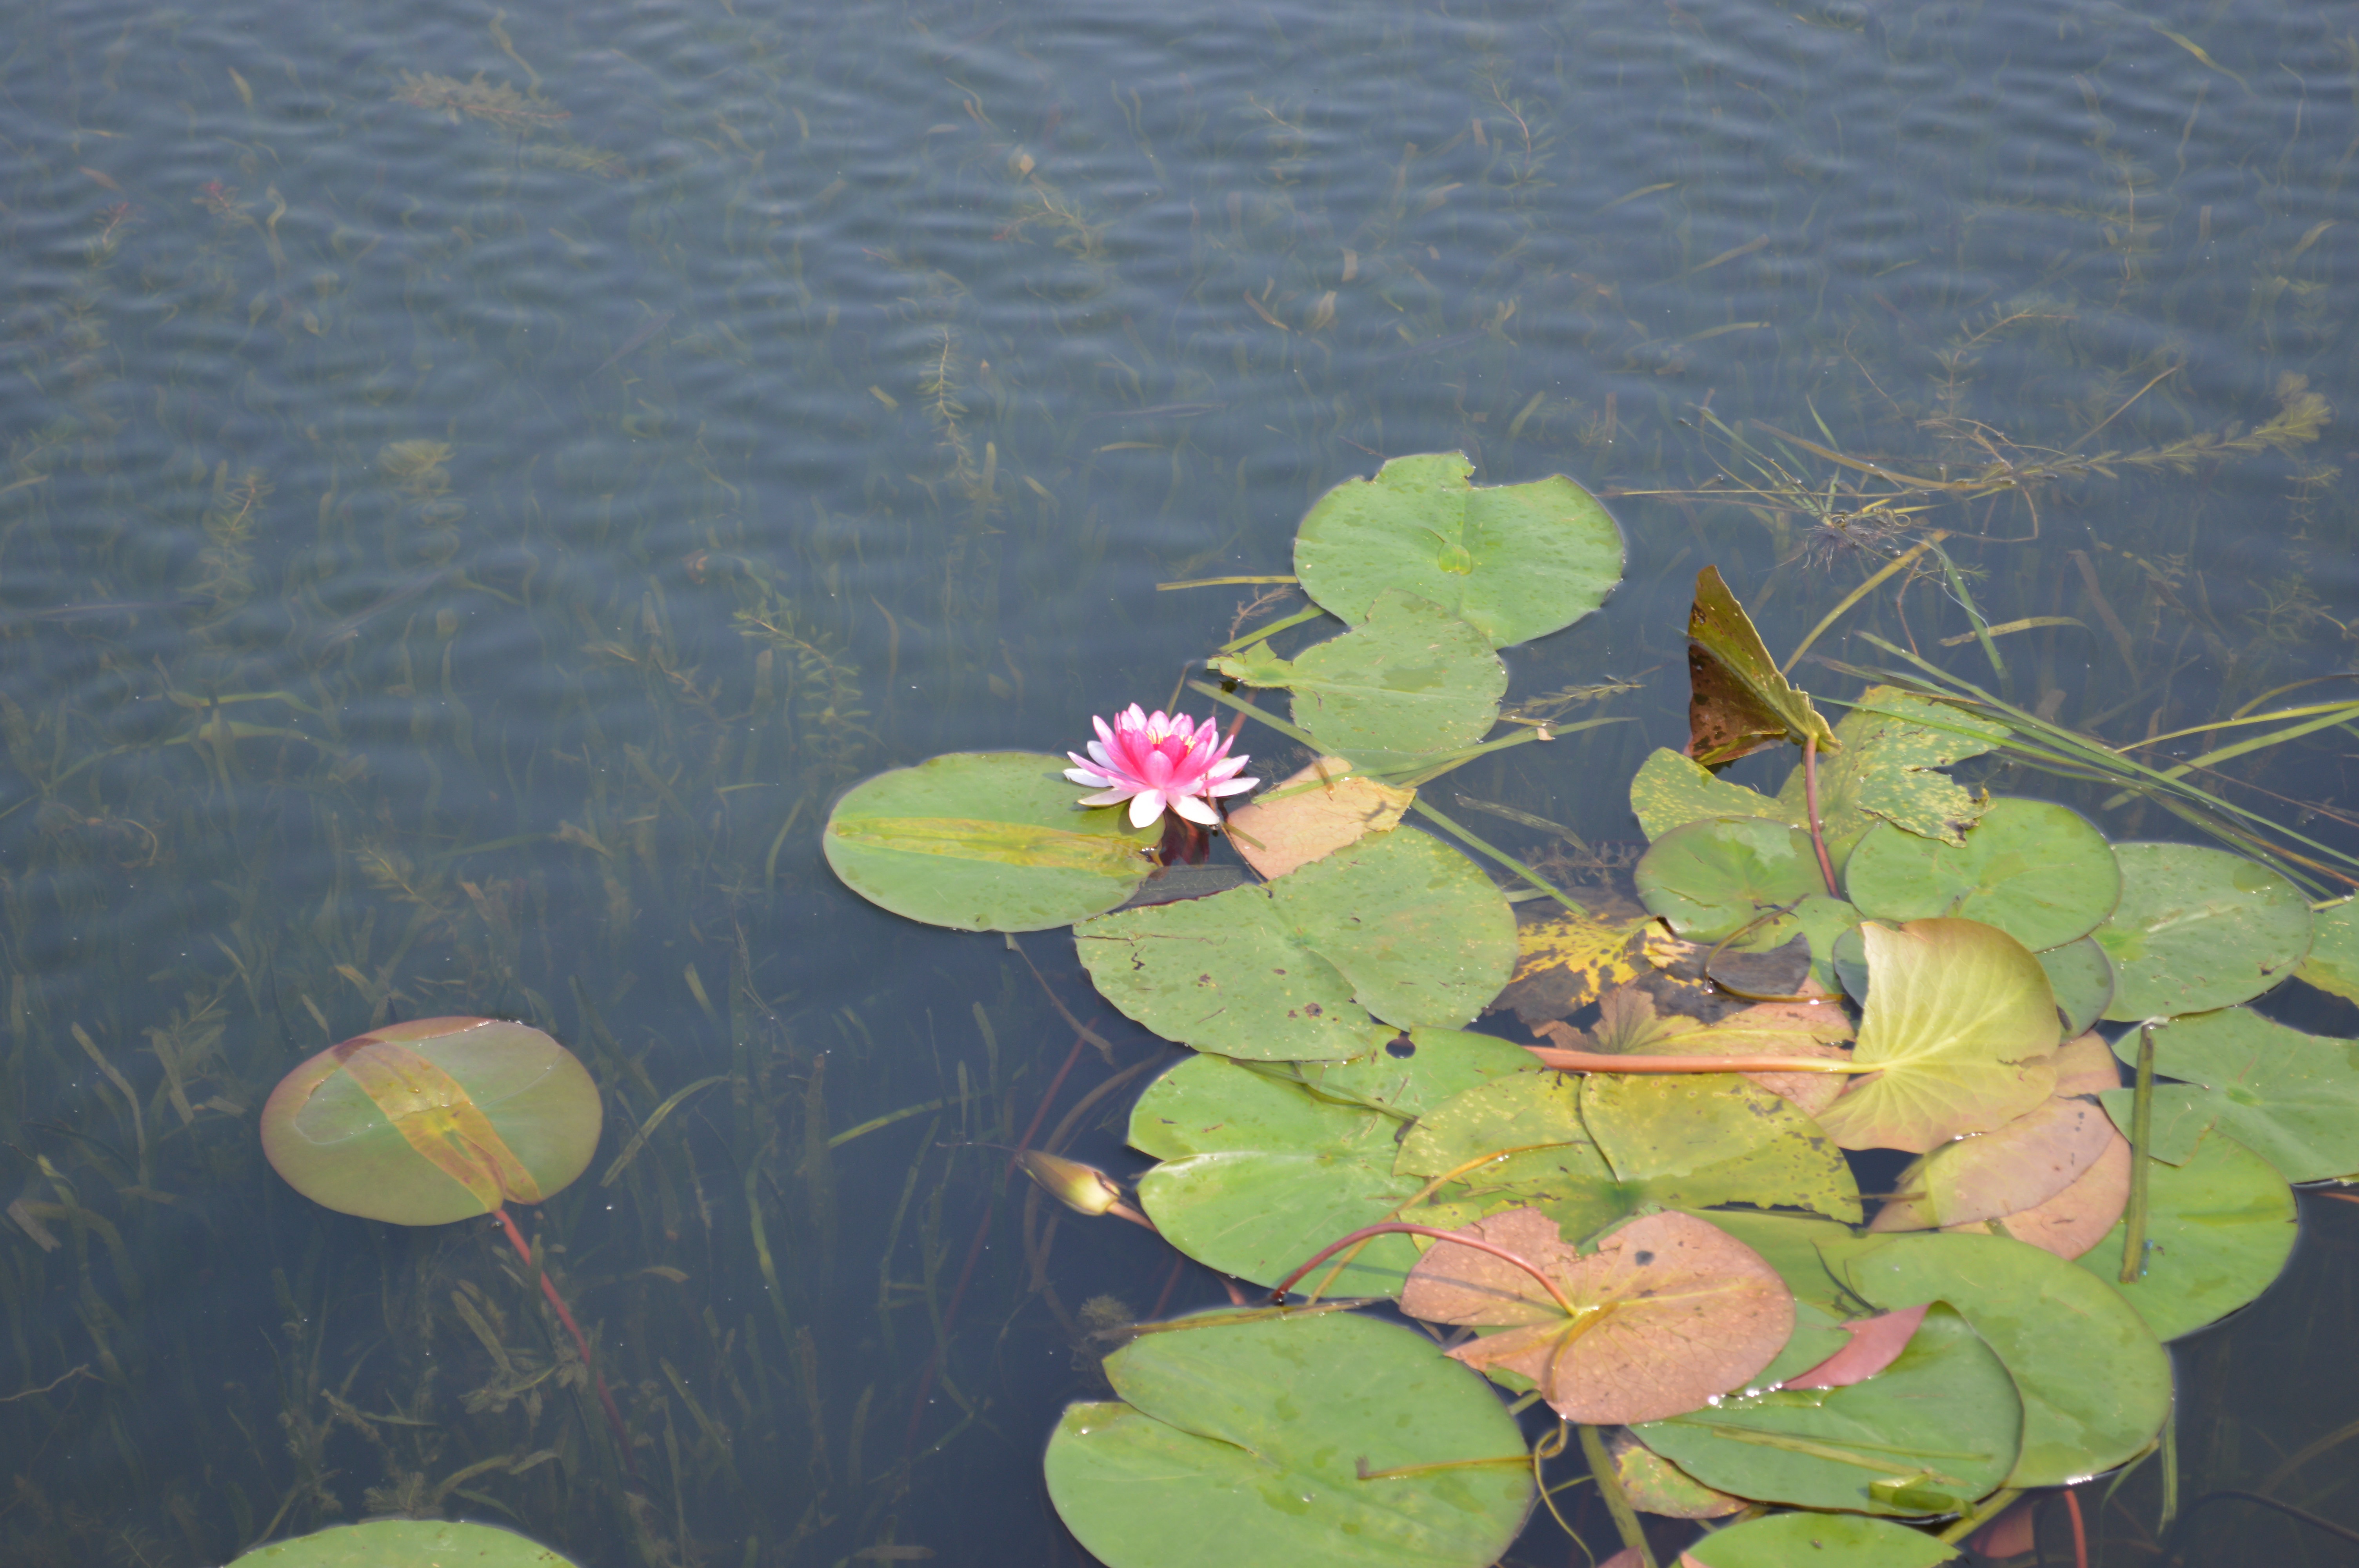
[1065,705,1257,828]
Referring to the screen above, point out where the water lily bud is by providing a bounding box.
[1016,1150,1125,1217]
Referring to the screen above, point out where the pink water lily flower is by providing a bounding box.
[1066,705,1257,829]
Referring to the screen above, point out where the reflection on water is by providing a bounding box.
[0,0,2354,1561]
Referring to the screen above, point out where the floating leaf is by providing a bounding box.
[1823,1230,2171,1488]
[1636,1301,2019,1518]
[1394,1072,1632,1243]
[1491,900,1651,1025]
[1130,1054,1431,1292]
[1401,1209,1792,1425]
[2091,842,2311,1020]
[2296,895,2359,1002]
[1842,799,2119,952]
[1213,590,1506,771]
[1635,817,1826,946]
[1679,1512,1959,1567]
[2097,1005,2359,1181]
[1542,989,1854,1118]
[2074,1130,2299,1341]
[824,752,1157,931]
[2037,937,2115,1036]
[260,1018,603,1227]
[1779,1303,1930,1390]
[1608,1429,1745,1519]
[1583,1072,1862,1225]
[1680,1209,1857,1317]
[1685,566,1836,766]
[1287,1028,1540,1121]
[1044,1310,1534,1568]
[1290,451,1625,649]
[1628,748,1787,842]
[229,1519,583,1566]
[1812,920,2058,1154]
[1870,1034,2119,1230]
[1076,828,1514,1060]
[1750,1297,1855,1389]
[1222,757,1412,878]
[1777,687,2006,851]
[1947,1131,2131,1261]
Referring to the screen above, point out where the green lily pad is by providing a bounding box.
[1628,747,1788,842]
[260,1018,603,1227]
[1044,1310,1534,1568]
[1842,799,2119,952]
[1776,688,2007,851]
[1680,1209,1859,1317]
[823,751,1157,931]
[1680,1512,1958,1567]
[1636,1301,2020,1517]
[1130,1054,1429,1293]
[2297,895,2359,1003]
[1287,1027,1538,1119]
[1812,920,2060,1154]
[2098,1005,2359,1181]
[1393,1071,1632,1243]
[1750,1298,1854,1390]
[2091,842,2311,1020]
[1634,817,1827,946]
[2075,1131,2299,1341]
[1076,828,1515,1060]
[229,1520,581,1566]
[1583,1073,1863,1225]
[1290,451,1624,649]
[1821,1230,2171,1489]
[2038,938,2115,1036]
[1213,590,1506,771]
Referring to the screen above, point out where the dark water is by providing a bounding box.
[2,0,2356,1562]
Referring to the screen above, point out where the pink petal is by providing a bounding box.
[1092,714,1115,747]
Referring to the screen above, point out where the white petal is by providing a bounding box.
[1065,766,1114,788]
[1170,794,1221,826]
[1127,791,1166,829]
[1077,787,1135,807]
[1207,776,1259,797]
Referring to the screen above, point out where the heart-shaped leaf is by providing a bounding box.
[1635,817,1826,945]
[1944,1131,2131,1261]
[2091,842,2311,1020]
[1290,451,1625,649]
[1628,747,1788,842]
[1812,920,2059,1153]
[260,1018,603,1227]
[1636,1300,2019,1518]
[1213,591,1505,771]
[1679,1512,1959,1567]
[1777,688,2006,849]
[1076,827,1515,1060]
[1842,798,2119,952]
[1870,1034,2119,1230]
[2097,1005,2359,1181]
[1044,1309,1534,1568]
[1400,1209,1792,1424]
[824,751,1158,931]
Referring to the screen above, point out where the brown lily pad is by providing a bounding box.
[1685,566,1837,768]
[1399,1208,1793,1425]
[1870,1033,2119,1231]
[1946,1129,2132,1260]
[1221,757,1412,879]
[1609,1429,1745,1519]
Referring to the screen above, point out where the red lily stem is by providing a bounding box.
[903,1026,1091,1461]
[494,1206,638,1477]
[1523,1044,1858,1075]
[2065,1487,2088,1568]
[1268,1223,1577,1316]
[1804,732,1840,897]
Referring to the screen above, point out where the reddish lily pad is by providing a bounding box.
[1945,1131,2131,1261]
[260,1018,602,1227]
[1871,1034,2119,1230]
[1399,1208,1792,1424]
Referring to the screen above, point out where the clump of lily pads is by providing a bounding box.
[824,452,2352,1568]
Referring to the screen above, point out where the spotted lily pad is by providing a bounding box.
[1290,451,1624,649]
[2297,895,2359,1002]
[1779,688,2006,851]
[1628,748,1789,842]
[1842,798,2119,952]
[1870,1034,2119,1230]
[824,751,1158,931]
[2091,842,2311,1020]
[1044,1309,1534,1568]
[1213,590,1506,771]
[1400,1209,1792,1424]
[1076,827,1514,1061]
[1221,757,1412,878]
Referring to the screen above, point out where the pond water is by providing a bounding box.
[3,0,2357,1562]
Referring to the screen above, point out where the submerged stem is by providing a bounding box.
[1804,731,1840,897]
[2120,1024,2156,1285]
[1577,1422,1656,1568]
[494,1207,638,1478]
